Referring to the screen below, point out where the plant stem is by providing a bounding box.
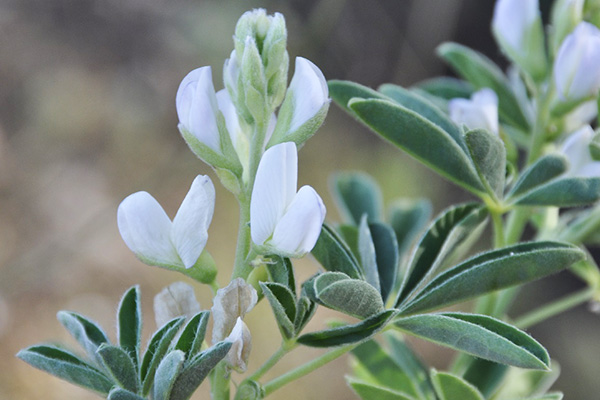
[231,194,253,280]
[247,342,295,382]
[513,287,595,329]
[526,82,554,165]
[490,210,506,249]
[263,343,358,396]
[210,362,231,400]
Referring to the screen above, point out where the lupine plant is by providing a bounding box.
[17,2,600,399]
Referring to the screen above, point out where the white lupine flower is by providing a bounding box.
[153,282,201,328]
[554,22,600,101]
[250,142,326,257]
[223,50,240,100]
[561,125,600,177]
[448,88,499,135]
[118,175,215,269]
[224,317,252,372]
[176,67,221,153]
[493,0,538,52]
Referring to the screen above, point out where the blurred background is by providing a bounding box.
[1,0,598,398]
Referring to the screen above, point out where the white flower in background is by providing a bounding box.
[117,175,215,269]
[153,282,202,328]
[551,0,584,51]
[492,0,546,79]
[250,142,326,257]
[269,57,330,146]
[176,67,222,153]
[448,88,499,135]
[561,125,600,177]
[563,100,597,133]
[554,22,600,102]
[224,317,252,372]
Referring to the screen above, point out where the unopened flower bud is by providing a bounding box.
[448,88,499,135]
[551,0,584,52]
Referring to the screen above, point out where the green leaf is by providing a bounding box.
[118,286,142,367]
[332,172,383,224]
[358,215,381,292]
[348,98,485,194]
[169,341,232,400]
[465,129,506,198]
[347,378,416,400]
[414,77,474,100]
[56,311,110,364]
[328,79,389,117]
[175,311,210,359]
[437,42,531,131]
[395,313,550,369]
[260,282,296,339]
[388,199,432,263]
[386,333,435,400]
[140,317,185,395]
[370,222,399,304]
[400,241,583,315]
[312,224,363,279]
[351,339,419,397]
[107,388,146,400]
[522,393,563,400]
[430,370,485,400]
[297,310,396,347]
[17,345,113,395]
[506,154,568,201]
[293,296,317,335]
[513,177,600,207]
[395,203,488,308]
[97,344,139,393]
[313,274,385,319]
[462,359,508,398]
[153,350,185,400]
[491,361,560,399]
[338,224,360,261]
[378,83,465,153]
[265,256,296,295]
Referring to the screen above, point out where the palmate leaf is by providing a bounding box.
[396,203,488,308]
[399,241,584,315]
[431,370,485,400]
[395,313,550,369]
[312,224,363,279]
[348,98,485,195]
[332,172,383,225]
[17,345,114,395]
[437,42,531,131]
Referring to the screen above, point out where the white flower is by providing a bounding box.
[554,22,600,102]
[224,317,252,373]
[448,88,499,135]
[269,57,329,145]
[153,282,201,328]
[493,0,538,52]
[250,142,326,257]
[561,125,600,177]
[117,175,215,269]
[176,67,221,153]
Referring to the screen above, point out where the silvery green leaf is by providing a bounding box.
[430,370,484,400]
[337,224,360,261]
[118,286,142,368]
[522,393,563,400]
[107,388,146,400]
[506,154,568,201]
[331,171,383,225]
[386,333,435,400]
[293,296,316,335]
[400,241,584,315]
[17,345,113,395]
[174,311,210,359]
[395,203,488,308]
[395,313,550,369]
[311,224,363,279]
[260,282,296,339]
[96,344,139,393]
[513,177,600,207]
[347,378,416,400]
[358,215,380,292]
[140,317,185,395]
[461,358,508,398]
[315,277,384,319]
[348,98,485,195]
[169,341,232,400]
[437,42,531,131]
[297,310,396,347]
[388,199,432,264]
[465,128,506,199]
[414,77,474,100]
[492,360,560,399]
[153,350,185,400]
[328,80,389,118]
[265,255,296,295]
[56,311,110,365]
[370,222,399,304]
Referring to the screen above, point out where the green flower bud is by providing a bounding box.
[551,0,585,53]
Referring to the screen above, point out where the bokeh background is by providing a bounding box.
[1,0,598,398]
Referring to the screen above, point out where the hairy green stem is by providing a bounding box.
[210,362,231,400]
[263,343,358,396]
[513,287,595,329]
[231,194,253,280]
[247,342,296,382]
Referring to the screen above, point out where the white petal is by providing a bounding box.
[211,278,258,342]
[171,175,215,269]
[287,57,329,133]
[153,282,201,328]
[176,66,221,152]
[250,142,298,245]
[493,0,538,51]
[117,191,179,267]
[223,50,239,98]
[562,125,595,175]
[216,89,244,149]
[271,185,326,256]
[448,89,498,134]
[224,317,252,372]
